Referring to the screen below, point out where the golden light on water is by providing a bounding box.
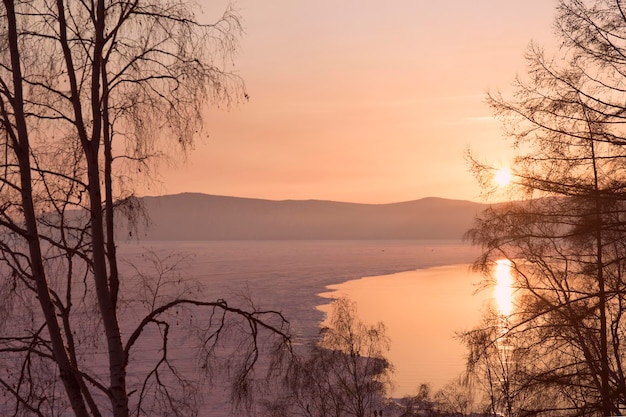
[495,259,513,316]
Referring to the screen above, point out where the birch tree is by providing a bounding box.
[0,1,291,416]
[263,298,391,417]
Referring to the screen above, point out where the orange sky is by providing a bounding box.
[150,1,556,204]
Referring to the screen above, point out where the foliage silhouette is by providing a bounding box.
[465,1,626,415]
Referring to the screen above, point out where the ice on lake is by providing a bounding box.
[118,240,484,395]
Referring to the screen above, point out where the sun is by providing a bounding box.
[494,168,512,187]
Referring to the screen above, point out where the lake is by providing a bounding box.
[117,240,485,396]
[117,239,482,344]
[0,240,486,416]
[1,240,481,415]
[318,264,489,397]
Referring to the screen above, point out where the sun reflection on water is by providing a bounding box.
[495,259,513,316]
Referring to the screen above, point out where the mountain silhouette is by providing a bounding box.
[122,193,488,240]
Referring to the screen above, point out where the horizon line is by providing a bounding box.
[137,191,490,206]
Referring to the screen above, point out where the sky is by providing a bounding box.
[151,1,557,204]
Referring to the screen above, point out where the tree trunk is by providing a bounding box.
[3,1,90,415]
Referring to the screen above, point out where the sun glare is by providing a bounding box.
[495,259,513,316]
[494,168,512,187]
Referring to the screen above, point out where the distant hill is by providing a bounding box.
[122,193,488,240]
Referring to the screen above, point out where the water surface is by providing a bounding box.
[319,264,489,396]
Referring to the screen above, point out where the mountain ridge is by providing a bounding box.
[126,193,488,241]
[144,192,476,205]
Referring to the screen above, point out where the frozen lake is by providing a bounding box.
[118,240,485,396]
[118,239,482,344]
[0,240,487,415]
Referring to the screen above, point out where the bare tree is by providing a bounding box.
[0,1,292,416]
[433,377,476,417]
[394,383,439,417]
[263,298,391,417]
[465,1,626,415]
